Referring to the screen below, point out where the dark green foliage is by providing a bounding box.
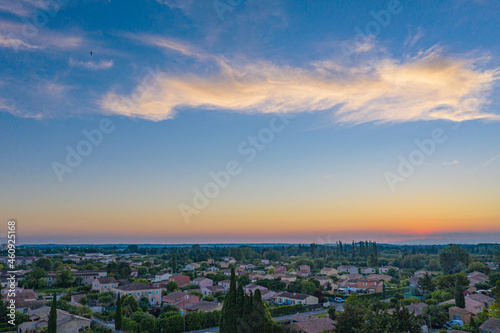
[48,292,57,333]
[328,306,336,320]
[106,262,132,280]
[220,268,276,332]
[114,295,122,330]
[439,244,471,274]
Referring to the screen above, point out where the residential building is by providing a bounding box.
[360,267,376,275]
[152,272,172,283]
[218,280,231,291]
[449,306,472,324]
[379,266,399,274]
[162,291,200,308]
[299,265,310,273]
[113,282,162,305]
[168,273,190,287]
[320,267,338,276]
[273,292,318,306]
[92,277,118,293]
[338,265,359,274]
[193,277,213,289]
[275,265,287,273]
[18,307,91,332]
[479,317,500,333]
[468,293,495,307]
[184,301,223,313]
[201,285,225,296]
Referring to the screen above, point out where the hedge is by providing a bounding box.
[269,304,322,317]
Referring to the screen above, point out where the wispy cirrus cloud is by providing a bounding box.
[0,0,46,17]
[0,21,83,51]
[69,58,114,70]
[101,41,500,124]
[405,26,424,47]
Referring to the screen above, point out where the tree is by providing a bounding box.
[56,267,74,287]
[328,306,336,320]
[336,295,365,333]
[106,262,132,280]
[439,244,471,274]
[455,279,466,308]
[170,254,178,273]
[115,295,122,331]
[166,281,178,293]
[48,292,57,333]
[419,273,435,293]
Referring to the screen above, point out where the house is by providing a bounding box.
[152,272,172,283]
[2,289,44,314]
[244,285,268,295]
[440,297,485,315]
[206,266,218,273]
[299,265,311,273]
[285,315,335,333]
[468,293,495,307]
[207,259,215,264]
[360,267,376,275]
[449,306,472,324]
[261,290,278,300]
[193,277,213,289]
[366,274,392,282]
[338,273,362,280]
[162,291,200,308]
[18,307,91,333]
[379,266,399,274]
[113,282,162,305]
[479,317,500,333]
[275,265,287,273]
[201,285,225,296]
[310,276,333,287]
[218,280,231,291]
[273,292,318,306]
[414,270,431,277]
[184,300,223,313]
[92,277,118,292]
[249,272,265,281]
[261,259,270,265]
[220,262,230,268]
[468,271,489,286]
[168,274,191,287]
[338,265,359,274]
[184,263,200,271]
[74,270,107,285]
[320,267,338,276]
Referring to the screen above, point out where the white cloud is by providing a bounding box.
[70,58,114,70]
[482,155,500,167]
[0,21,83,51]
[425,160,460,167]
[101,43,500,124]
[405,27,424,47]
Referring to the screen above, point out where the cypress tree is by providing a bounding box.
[455,280,466,308]
[48,292,57,333]
[115,294,122,330]
[252,289,274,332]
[220,268,237,333]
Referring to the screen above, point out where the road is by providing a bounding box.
[187,304,343,333]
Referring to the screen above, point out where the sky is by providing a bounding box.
[1,0,500,245]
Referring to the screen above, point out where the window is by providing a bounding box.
[104,285,107,288]
[156,291,159,294]
[137,292,140,296]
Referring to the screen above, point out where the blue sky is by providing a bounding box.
[1,0,500,244]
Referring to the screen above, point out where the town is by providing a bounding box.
[2,242,500,333]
